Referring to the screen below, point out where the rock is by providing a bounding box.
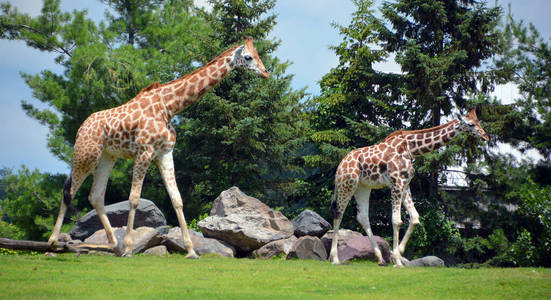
[163,228,235,258]
[292,210,331,238]
[57,233,72,243]
[155,225,170,235]
[405,256,445,267]
[337,236,391,263]
[287,236,327,261]
[198,187,293,253]
[253,236,297,259]
[143,245,168,256]
[70,199,167,240]
[84,226,162,255]
[320,229,363,254]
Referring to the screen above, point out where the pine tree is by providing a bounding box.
[305,0,502,234]
[172,0,307,216]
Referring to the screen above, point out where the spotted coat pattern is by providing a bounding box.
[329,109,489,266]
[47,38,269,257]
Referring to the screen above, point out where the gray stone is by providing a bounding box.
[84,226,162,255]
[405,256,445,267]
[320,229,363,254]
[143,245,168,256]
[162,228,235,257]
[292,209,331,238]
[287,236,327,261]
[198,187,293,253]
[70,199,167,240]
[155,225,170,235]
[253,236,297,259]
[337,235,391,264]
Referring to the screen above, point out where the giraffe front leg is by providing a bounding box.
[156,151,198,259]
[390,186,404,267]
[399,186,419,255]
[122,151,152,257]
[355,187,386,266]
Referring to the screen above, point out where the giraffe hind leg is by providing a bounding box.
[355,187,386,266]
[329,188,352,264]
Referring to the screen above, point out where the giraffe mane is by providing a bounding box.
[136,43,241,96]
[383,120,459,142]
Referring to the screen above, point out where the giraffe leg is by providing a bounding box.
[329,178,357,264]
[156,151,198,259]
[390,184,405,267]
[355,187,386,266]
[87,153,119,253]
[399,186,419,255]
[122,151,153,257]
[47,168,89,247]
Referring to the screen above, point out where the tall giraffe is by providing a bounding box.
[329,109,488,266]
[47,37,269,257]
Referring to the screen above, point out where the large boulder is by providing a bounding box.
[198,187,294,254]
[337,235,391,263]
[162,227,235,258]
[320,229,363,254]
[287,236,327,261]
[253,236,297,259]
[70,199,167,240]
[292,210,331,238]
[84,226,162,255]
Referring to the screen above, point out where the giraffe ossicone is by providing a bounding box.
[47,37,269,257]
[329,109,488,267]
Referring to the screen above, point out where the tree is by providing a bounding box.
[0,0,307,227]
[0,167,66,240]
[305,0,502,236]
[171,0,307,217]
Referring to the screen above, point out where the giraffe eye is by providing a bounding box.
[244,55,253,61]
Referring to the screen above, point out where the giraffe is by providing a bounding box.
[329,109,489,267]
[47,37,269,257]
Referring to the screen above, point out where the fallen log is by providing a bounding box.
[0,238,114,255]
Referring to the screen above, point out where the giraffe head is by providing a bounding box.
[233,37,270,78]
[457,108,489,141]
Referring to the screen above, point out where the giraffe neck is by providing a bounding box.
[404,120,460,157]
[156,45,241,120]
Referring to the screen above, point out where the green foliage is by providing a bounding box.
[172,0,308,216]
[494,10,551,158]
[0,0,307,226]
[0,166,68,240]
[0,220,24,240]
[406,208,461,259]
[188,212,209,232]
[0,248,19,255]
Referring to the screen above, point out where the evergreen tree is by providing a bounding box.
[173,0,307,216]
[305,0,502,235]
[0,0,307,226]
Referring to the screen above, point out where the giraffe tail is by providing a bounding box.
[62,175,77,215]
[330,185,341,220]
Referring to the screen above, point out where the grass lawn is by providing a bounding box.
[0,253,550,299]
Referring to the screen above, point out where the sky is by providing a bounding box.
[0,0,550,175]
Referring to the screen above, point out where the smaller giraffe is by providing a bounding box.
[329,109,488,267]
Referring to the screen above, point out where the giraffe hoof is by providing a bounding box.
[185,252,199,259]
[378,260,388,267]
[121,248,133,257]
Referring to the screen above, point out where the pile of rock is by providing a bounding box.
[60,186,442,266]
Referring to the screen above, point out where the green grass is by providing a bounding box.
[0,254,550,299]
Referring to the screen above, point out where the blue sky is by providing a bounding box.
[0,0,550,175]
